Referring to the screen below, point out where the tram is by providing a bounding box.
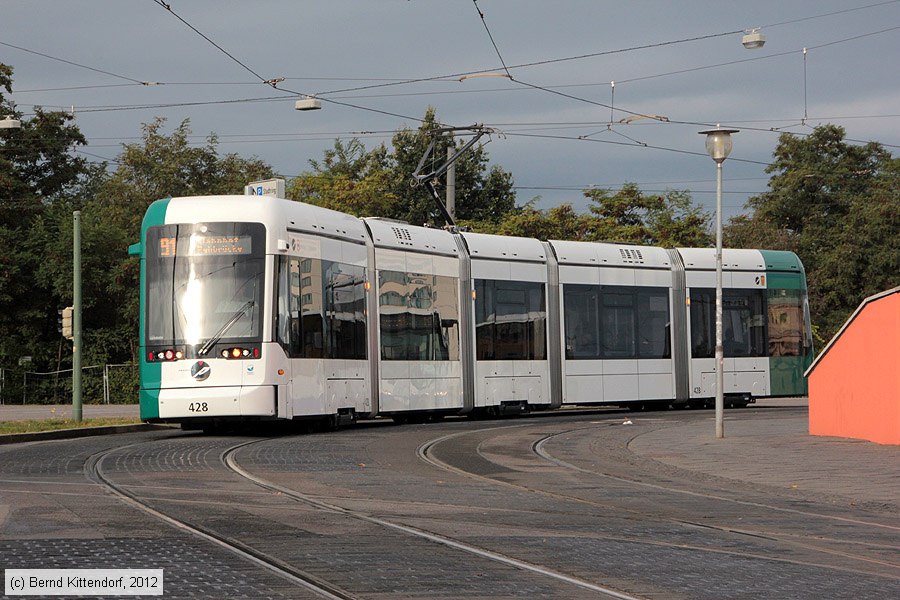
[129,195,813,427]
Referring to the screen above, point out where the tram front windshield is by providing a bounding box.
[145,223,266,348]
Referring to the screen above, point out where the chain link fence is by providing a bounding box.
[0,364,138,405]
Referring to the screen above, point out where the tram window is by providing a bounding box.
[690,291,714,358]
[475,279,546,361]
[767,288,808,357]
[636,288,671,359]
[601,290,635,358]
[379,270,459,361]
[278,256,367,359]
[275,256,291,353]
[690,288,767,358]
[563,285,601,359]
[324,261,367,360]
[563,285,669,360]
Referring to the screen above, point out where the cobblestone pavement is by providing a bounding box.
[0,405,897,599]
[0,432,307,599]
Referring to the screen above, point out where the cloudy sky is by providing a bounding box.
[3,1,898,220]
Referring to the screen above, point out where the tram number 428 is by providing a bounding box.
[188,402,209,413]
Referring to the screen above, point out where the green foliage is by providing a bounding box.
[487,184,712,246]
[725,124,899,342]
[0,64,91,370]
[1,80,279,376]
[288,107,517,226]
[287,138,398,217]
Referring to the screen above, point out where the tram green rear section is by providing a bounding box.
[762,250,813,397]
[129,198,170,420]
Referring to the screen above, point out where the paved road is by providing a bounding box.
[0,403,896,599]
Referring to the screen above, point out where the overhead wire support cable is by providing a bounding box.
[313,29,745,97]
[761,0,900,29]
[0,41,149,85]
[471,0,513,79]
[151,0,282,87]
[149,1,431,125]
[503,131,770,166]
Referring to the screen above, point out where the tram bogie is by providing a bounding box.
[132,195,813,427]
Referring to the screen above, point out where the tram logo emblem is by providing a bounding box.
[191,361,211,381]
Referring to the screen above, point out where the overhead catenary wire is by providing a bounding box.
[502,131,771,166]
[760,0,900,29]
[0,40,151,85]
[308,0,900,98]
[9,12,897,143]
[6,3,897,190]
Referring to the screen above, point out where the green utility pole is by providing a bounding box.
[73,211,82,422]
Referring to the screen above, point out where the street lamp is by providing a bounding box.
[742,28,766,49]
[294,96,322,111]
[699,126,738,439]
[0,115,22,129]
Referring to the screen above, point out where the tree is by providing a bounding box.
[487,184,712,247]
[37,118,275,366]
[486,201,596,240]
[287,138,398,217]
[289,108,517,226]
[583,184,712,246]
[0,64,91,371]
[387,108,516,226]
[725,124,899,342]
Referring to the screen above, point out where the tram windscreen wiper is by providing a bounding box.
[197,301,254,356]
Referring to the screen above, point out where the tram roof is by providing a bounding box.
[549,240,671,269]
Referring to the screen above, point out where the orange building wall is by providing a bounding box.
[808,293,900,445]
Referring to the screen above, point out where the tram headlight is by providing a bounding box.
[219,346,261,360]
[148,348,183,362]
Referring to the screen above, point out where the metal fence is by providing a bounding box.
[0,364,138,405]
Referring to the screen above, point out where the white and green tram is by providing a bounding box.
[130,195,813,427]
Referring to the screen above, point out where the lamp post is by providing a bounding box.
[699,127,738,439]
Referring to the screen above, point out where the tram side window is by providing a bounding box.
[324,261,367,360]
[563,285,601,359]
[563,285,669,360]
[378,270,460,361]
[636,288,671,359]
[690,288,767,358]
[276,256,366,359]
[475,279,546,361]
[601,290,635,358]
[767,288,812,357]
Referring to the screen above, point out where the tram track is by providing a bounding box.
[221,439,643,600]
[417,422,900,580]
[86,435,644,600]
[84,441,358,600]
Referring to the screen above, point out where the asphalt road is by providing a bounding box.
[0,404,897,599]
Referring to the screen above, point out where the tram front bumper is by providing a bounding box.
[152,385,276,419]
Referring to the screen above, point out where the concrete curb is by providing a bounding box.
[0,423,174,445]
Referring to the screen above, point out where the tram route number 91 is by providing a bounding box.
[188,402,209,413]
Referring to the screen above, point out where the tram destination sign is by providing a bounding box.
[158,235,252,257]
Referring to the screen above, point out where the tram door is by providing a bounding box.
[276,236,372,419]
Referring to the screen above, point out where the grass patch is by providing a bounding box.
[0,417,143,435]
